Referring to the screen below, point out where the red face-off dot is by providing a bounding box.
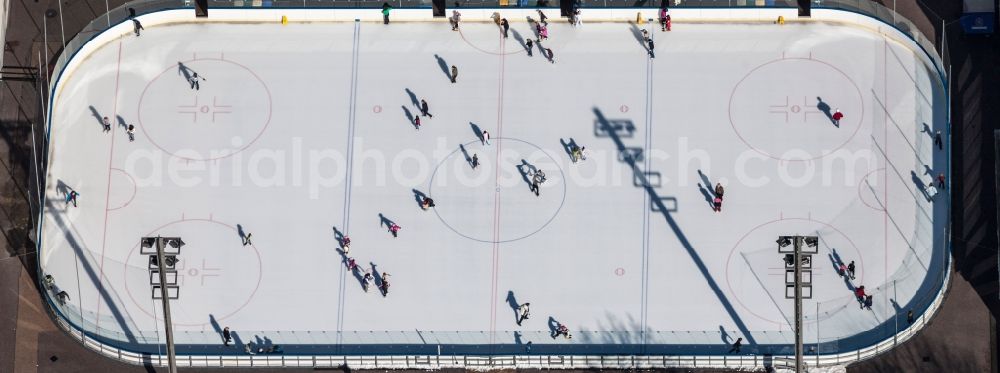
[615,267,625,276]
[620,105,629,113]
[373,105,382,113]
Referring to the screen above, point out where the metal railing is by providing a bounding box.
[38,1,951,370]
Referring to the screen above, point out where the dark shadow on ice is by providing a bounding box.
[401,106,416,128]
[547,316,559,338]
[412,189,427,208]
[209,314,224,343]
[513,331,523,345]
[505,291,520,323]
[697,183,714,209]
[237,224,247,242]
[404,88,419,108]
[115,115,128,129]
[815,97,833,122]
[628,22,648,52]
[434,54,451,82]
[470,122,484,143]
[511,29,527,51]
[370,262,384,287]
[516,160,535,190]
[459,144,472,165]
[911,170,930,200]
[88,106,104,129]
[697,169,713,196]
[559,138,577,160]
[718,325,731,344]
[593,107,757,346]
[177,61,195,83]
[331,226,345,247]
[378,213,395,229]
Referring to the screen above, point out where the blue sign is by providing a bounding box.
[961,12,995,34]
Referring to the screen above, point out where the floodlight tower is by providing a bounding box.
[778,235,818,373]
[141,236,184,373]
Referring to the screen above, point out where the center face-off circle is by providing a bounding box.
[430,138,566,243]
[138,58,272,161]
[729,58,864,161]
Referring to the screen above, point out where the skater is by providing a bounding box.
[579,146,589,161]
[516,303,530,325]
[414,116,421,130]
[552,323,572,339]
[243,232,252,246]
[501,18,510,38]
[714,182,724,199]
[66,190,79,207]
[451,10,461,31]
[56,290,70,304]
[132,18,144,36]
[189,72,205,90]
[570,145,581,163]
[245,343,253,355]
[362,271,373,292]
[102,116,111,132]
[126,124,135,142]
[223,327,232,346]
[451,65,458,83]
[379,279,390,296]
[864,295,873,310]
[44,274,54,290]
[934,130,943,150]
[728,337,742,353]
[540,25,549,40]
[642,29,650,42]
[907,310,914,324]
[854,285,866,304]
[421,196,435,210]
[937,173,946,189]
[713,196,722,212]
[847,260,855,279]
[341,235,351,253]
[420,99,432,118]
[382,2,392,24]
[530,169,546,196]
[659,8,669,31]
[832,109,844,127]
[545,48,554,63]
[526,39,534,56]
[346,257,358,271]
[838,262,848,277]
[538,9,548,26]
[647,38,655,58]
[472,153,480,169]
[482,130,491,145]
[572,9,582,27]
[389,223,401,238]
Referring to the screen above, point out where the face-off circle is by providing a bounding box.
[124,219,262,326]
[729,58,864,161]
[724,218,863,325]
[429,138,566,243]
[138,59,272,161]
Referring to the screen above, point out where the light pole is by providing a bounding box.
[778,235,818,373]
[141,236,183,373]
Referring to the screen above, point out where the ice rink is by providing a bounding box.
[40,16,949,356]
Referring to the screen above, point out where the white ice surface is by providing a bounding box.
[40,19,948,352]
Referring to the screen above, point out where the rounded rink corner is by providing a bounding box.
[37,2,950,371]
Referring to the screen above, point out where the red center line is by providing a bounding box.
[95,39,124,331]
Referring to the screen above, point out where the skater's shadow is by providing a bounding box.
[511,29,527,51]
[88,106,105,129]
[208,314,224,343]
[696,170,714,196]
[696,183,714,209]
[505,290,520,323]
[331,226,346,247]
[336,248,365,287]
[230,331,245,352]
[889,298,902,314]
[911,171,930,200]
[115,115,128,129]
[815,97,833,123]
[547,316,559,338]
[827,252,854,291]
[459,144,472,165]
[923,164,934,176]
[404,88,419,109]
[434,54,451,82]
[370,262,384,287]
[401,106,416,128]
[177,62,195,82]
[517,160,535,190]
[529,17,541,39]
[921,122,932,136]
[55,179,71,200]
[378,213,395,230]
[237,224,248,243]
[559,138,578,160]
[412,189,427,208]
[469,122,484,143]
[718,325,731,344]
[537,10,548,25]
[628,22,649,52]
[514,331,523,345]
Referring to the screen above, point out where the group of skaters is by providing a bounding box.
[834,257,873,310]
[341,236,393,296]
[514,302,573,340]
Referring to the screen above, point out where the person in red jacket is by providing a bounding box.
[832,109,844,127]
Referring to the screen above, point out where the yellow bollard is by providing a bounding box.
[636,12,645,24]
[777,15,785,25]
[281,15,288,25]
